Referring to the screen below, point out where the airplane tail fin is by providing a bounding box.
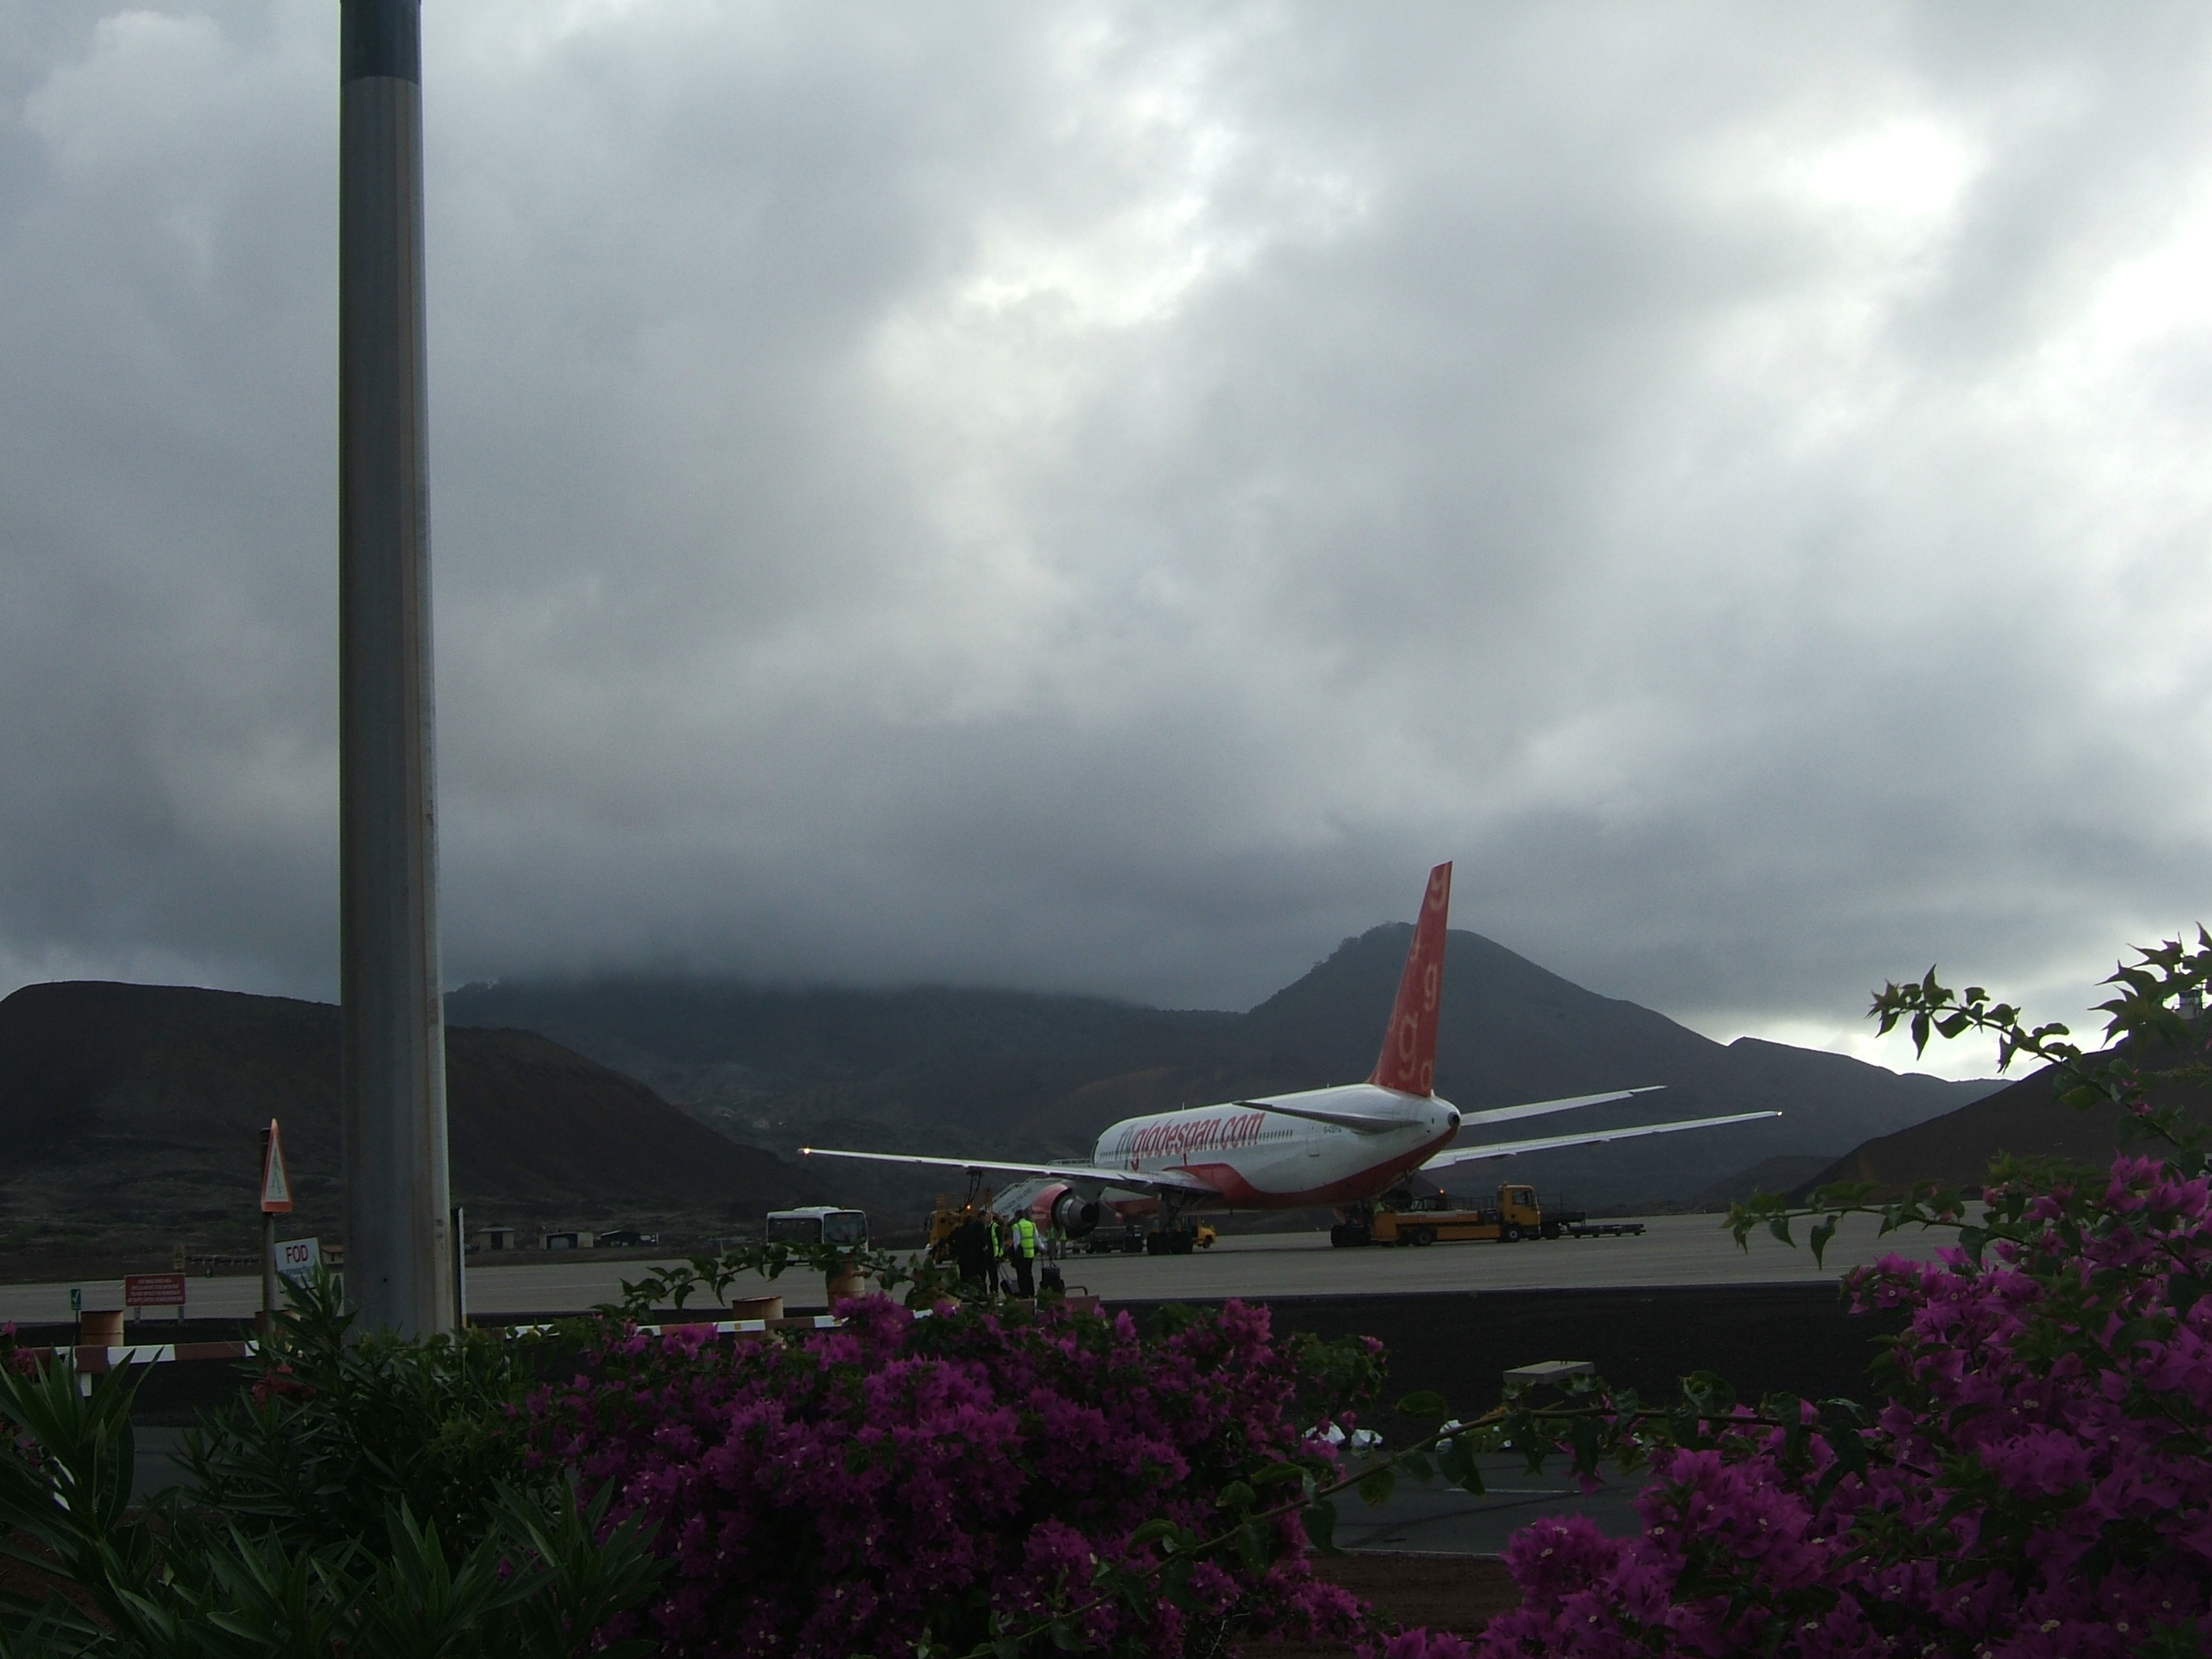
[1369,861,1452,1096]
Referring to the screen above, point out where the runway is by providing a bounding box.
[0,1211,1959,1324]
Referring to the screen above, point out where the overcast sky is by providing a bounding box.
[3,2,2208,1077]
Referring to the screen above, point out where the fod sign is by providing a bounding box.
[275,1236,320,1284]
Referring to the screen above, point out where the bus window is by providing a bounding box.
[764,1208,870,1248]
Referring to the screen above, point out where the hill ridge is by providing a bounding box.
[0,980,820,1275]
[448,925,2001,1210]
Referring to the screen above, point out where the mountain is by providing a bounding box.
[1786,1042,2212,1200]
[1689,1155,1848,1209]
[0,981,821,1276]
[0,923,2007,1278]
[447,925,2002,1212]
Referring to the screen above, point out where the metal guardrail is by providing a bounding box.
[46,1295,1104,1378]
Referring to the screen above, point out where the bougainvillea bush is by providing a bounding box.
[1478,936,2212,1659]
[530,1296,1379,1658]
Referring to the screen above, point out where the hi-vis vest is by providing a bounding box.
[1014,1217,1039,1257]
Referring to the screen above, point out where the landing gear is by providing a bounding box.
[1146,1196,1203,1255]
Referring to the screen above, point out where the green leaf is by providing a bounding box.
[1807,1216,1837,1269]
[1440,1441,1485,1495]
[1356,1466,1397,1507]
[1235,1518,1272,1572]
[1570,1415,1602,1478]
[1395,1389,1450,1418]
[1249,1461,1307,1488]
[1682,1371,1736,1417]
[1302,1500,1340,1555]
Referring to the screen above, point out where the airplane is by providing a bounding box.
[802,862,1780,1247]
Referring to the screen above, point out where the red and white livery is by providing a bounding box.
[804,863,1778,1224]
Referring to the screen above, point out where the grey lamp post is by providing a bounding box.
[339,0,454,1336]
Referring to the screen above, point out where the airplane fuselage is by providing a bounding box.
[1094,1083,1461,1209]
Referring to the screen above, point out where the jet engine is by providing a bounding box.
[1030,1181,1101,1239]
[1052,1191,1101,1237]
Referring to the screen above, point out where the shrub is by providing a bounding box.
[1473,934,2212,1659]
[529,1295,1382,1657]
[178,1273,549,1557]
[0,1282,665,1657]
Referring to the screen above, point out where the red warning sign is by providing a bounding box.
[259,1120,294,1214]
[124,1273,187,1308]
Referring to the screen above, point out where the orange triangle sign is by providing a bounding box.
[260,1119,294,1214]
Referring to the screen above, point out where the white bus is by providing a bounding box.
[764,1206,868,1248]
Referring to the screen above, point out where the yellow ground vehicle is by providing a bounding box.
[926,1188,995,1257]
[1367,1183,1546,1245]
[1336,1183,1640,1247]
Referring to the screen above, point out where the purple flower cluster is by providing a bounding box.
[1480,1154,2212,1659]
[1363,1629,1476,1658]
[529,1296,1371,1657]
[0,1319,35,1378]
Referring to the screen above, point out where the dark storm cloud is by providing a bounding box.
[3,2,2208,1072]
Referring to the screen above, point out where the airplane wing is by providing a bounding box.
[1457,1086,1665,1128]
[1233,1085,1665,1136]
[1417,1109,1781,1172]
[1231,1097,1429,1134]
[800,1146,1216,1195]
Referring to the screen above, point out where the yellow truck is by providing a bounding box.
[1334,1184,1647,1247]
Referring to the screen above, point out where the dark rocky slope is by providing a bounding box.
[0,981,819,1275]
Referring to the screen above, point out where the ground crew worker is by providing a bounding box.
[951,1213,994,1300]
[1011,1212,1039,1298]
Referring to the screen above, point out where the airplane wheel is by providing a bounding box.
[1502,1223,1525,1243]
[1411,1227,1436,1247]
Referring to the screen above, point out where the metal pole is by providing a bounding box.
[260,1209,276,1334]
[339,0,454,1337]
[450,1203,467,1328]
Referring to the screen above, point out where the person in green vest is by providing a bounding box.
[1011,1212,1039,1298]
